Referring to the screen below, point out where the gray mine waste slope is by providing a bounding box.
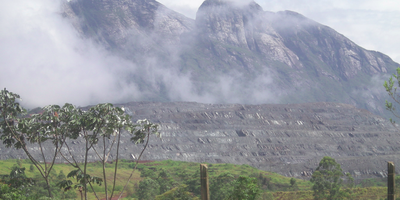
[120,102,400,179]
[1,102,400,179]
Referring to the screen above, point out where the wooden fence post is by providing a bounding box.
[200,164,210,200]
[388,161,395,200]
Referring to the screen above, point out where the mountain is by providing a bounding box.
[62,0,399,118]
[63,0,194,49]
[29,0,400,178]
[3,0,400,182]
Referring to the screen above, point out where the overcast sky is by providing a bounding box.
[158,0,400,63]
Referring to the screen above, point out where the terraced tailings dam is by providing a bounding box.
[1,102,399,180]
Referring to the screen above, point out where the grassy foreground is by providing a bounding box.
[0,159,394,199]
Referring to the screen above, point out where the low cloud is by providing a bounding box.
[0,0,142,107]
[0,0,279,108]
[351,74,391,113]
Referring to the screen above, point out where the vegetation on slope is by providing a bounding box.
[0,159,397,200]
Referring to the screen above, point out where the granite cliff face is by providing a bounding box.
[62,0,399,117]
[63,0,193,49]
[194,0,303,70]
[269,10,390,78]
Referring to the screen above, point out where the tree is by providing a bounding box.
[290,178,298,191]
[310,156,347,200]
[226,176,261,200]
[383,67,400,124]
[0,89,80,198]
[210,172,236,200]
[29,164,34,172]
[137,177,160,200]
[29,169,69,199]
[0,183,28,200]
[0,88,160,200]
[16,159,22,168]
[156,168,176,194]
[3,165,34,190]
[57,170,66,180]
[184,169,201,197]
[140,168,156,179]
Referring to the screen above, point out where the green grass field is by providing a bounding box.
[0,159,395,200]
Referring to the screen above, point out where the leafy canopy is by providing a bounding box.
[310,156,347,200]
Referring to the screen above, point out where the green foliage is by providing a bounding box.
[0,89,160,199]
[184,169,201,197]
[57,170,66,180]
[0,165,76,200]
[259,191,274,200]
[60,168,103,191]
[290,178,299,191]
[0,88,26,148]
[1,158,395,199]
[396,175,400,187]
[140,168,156,179]
[157,168,177,194]
[344,173,354,189]
[17,159,22,168]
[137,177,160,200]
[310,156,349,200]
[135,168,179,199]
[0,90,82,198]
[130,160,312,199]
[0,183,28,200]
[384,67,400,123]
[226,176,261,200]
[155,184,199,200]
[358,178,386,188]
[3,165,34,189]
[29,164,34,172]
[210,172,235,200]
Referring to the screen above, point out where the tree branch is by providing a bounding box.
[118,129,151,199]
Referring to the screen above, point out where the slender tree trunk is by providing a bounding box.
[79,186,83,200]
[45,176,52,198]
[38,140,52,197]
[60,144,100,200]
[84,138,89,200]
[118,129,151,199]
[103,136,108,200]
[3,115,53,198]
[110,129,121,199]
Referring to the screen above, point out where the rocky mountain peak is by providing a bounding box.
[196,0,263,30]
[195,0,303,69]
[199,0,261,9]
[62,0,399,117]
[63,0,194,50]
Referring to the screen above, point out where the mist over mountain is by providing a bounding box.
[2,0,400,179]
[59,0,399,117]
[1,0,398,115]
